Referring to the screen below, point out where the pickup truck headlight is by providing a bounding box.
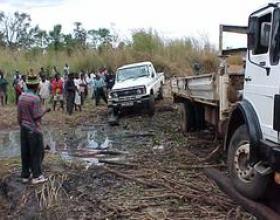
[136,87,146,95]
[110,92,118,98]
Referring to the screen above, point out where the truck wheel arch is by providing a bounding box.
[225,100,262,164]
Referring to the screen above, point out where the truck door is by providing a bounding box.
[244,7,280,143]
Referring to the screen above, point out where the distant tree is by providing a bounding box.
[0,11,36,48]
[98,28,113,45]
[88,29,99,49]
[88,28,114,49]
[33,29,49,48]
[49,24,63,51]
[73,22,87,48]
[132,30,163,54]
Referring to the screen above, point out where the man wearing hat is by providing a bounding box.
[17,73,51,184]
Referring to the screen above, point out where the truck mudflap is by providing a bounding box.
[225,99,262,164]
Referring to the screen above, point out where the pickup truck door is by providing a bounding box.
[244,8,280,143]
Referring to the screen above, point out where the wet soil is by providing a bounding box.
[0,98,253,219]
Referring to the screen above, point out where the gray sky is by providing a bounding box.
[0,0,270,48]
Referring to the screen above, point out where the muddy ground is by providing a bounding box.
[0,96,254,219]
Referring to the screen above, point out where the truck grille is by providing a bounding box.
[116,89,138,97]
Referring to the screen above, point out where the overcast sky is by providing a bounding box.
[0,0,271,48]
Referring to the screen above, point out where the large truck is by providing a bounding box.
[172,2,280,200]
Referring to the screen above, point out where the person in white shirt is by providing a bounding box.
[39,75,50,106]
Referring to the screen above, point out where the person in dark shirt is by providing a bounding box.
[65,72,76,115]
[105,68,115,90]
[0,70,8,106]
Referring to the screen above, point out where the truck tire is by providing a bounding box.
[194,104,205,131]
[178,102,195,134]
[148,95,155,117]
[227,125,271,200]
[108,107,119,126]
[158,84,164,100]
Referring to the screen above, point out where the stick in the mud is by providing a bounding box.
[102,166,158,188]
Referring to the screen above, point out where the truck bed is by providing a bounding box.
[171,73,219,106]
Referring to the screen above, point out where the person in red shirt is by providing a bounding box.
[18,73,51,184]
[51,73,64,111]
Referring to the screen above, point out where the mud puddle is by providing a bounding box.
[0,125,152,168]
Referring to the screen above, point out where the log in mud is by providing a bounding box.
[204,168,280,220]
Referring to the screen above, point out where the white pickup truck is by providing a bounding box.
[108,61,165,117]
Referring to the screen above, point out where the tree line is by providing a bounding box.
[0,11,116,51]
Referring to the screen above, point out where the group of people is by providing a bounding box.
[14,64,116,184]
[0,64,116,116]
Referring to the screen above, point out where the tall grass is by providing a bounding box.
[1,30,220,103]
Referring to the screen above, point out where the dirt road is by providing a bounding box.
[0,98,253,219]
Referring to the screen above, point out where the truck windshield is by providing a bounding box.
[116,66,150,82]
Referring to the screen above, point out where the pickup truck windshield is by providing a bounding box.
[117,65,150,82]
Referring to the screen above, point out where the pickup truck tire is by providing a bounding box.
[108,107,119,126]
[148,95,155,117]
[227,125,271,200]
[158,84,164,100]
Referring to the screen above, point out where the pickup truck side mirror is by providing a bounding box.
[151,73,155,78]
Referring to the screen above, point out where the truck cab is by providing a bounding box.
[171,2,280,200]
[225,3,280,200]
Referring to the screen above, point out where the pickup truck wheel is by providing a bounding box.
[158,85,164,100]
[108,107,119,126]
[148,95,155,117]
[227,125,271,200]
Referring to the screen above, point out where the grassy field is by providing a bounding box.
[0,31,242,104]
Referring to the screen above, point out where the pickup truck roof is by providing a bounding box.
[118,61,153,70]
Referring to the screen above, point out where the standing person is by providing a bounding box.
[63,63,70,76]
[38,67,45,79]
[0,70,8,106]
[74,74,82,111]
[21,75,28,93]
[52,66,59,76]
[13,71,22,104]
[88,71,96,99]
[64,73,76,115]
[17,73,51,184]
[39,75,50,106]
[51,73,64,111]
[105,68,115,91]
[79,72,87,105]
[94,74,107,106]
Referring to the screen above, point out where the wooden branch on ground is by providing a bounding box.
[102,166,158,188]
[204,168,280,220]
[176,164,225,170]
[98,159,138,168]
[199,145,222,162]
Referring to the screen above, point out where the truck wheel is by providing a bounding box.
[194,104,205,131]
[227,125,271,200]
[108,107,119,126]
[158,84,164,100]
[178,102,195,133]
[148,95,155,117]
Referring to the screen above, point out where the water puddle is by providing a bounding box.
[0,126,115,166]
[0,124,153,170]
